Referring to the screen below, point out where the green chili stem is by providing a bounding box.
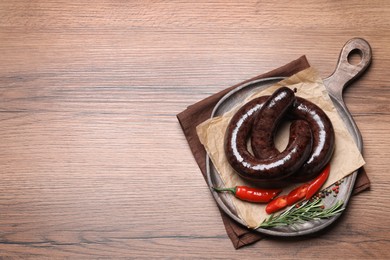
[212,186,236,195]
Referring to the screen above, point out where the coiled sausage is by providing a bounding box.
[225,87,313,186]
[224,86,335,186]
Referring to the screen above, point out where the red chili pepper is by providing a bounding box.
[286,183,309,206]
[213,186,282,203]
[265,195,288,214]
[305,164,331,200]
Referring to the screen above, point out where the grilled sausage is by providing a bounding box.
[287,97,335,182]
[224,87,335,186]
[224,87,313,186]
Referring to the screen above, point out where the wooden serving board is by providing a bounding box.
[206,38,372,236]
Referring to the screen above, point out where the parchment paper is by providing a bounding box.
[196,67,366,228]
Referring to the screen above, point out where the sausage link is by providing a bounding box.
[225,87,335,186]
[225,87,313,185]
[287,97,335,182]
[250,88,293,159]
[249,95,335,182]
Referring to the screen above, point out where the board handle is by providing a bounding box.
[324,38,372,152]
[323,38,372,102]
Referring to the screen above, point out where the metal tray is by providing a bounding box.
[206,38,372,236]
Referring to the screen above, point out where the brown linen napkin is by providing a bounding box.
[177,56,370,249]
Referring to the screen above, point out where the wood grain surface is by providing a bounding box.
[0,0,389,258]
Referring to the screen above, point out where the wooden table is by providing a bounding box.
[1,1,389,258]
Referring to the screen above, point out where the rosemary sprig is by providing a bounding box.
[257,199,344,229]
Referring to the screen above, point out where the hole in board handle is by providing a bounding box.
[347,48,363,65]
